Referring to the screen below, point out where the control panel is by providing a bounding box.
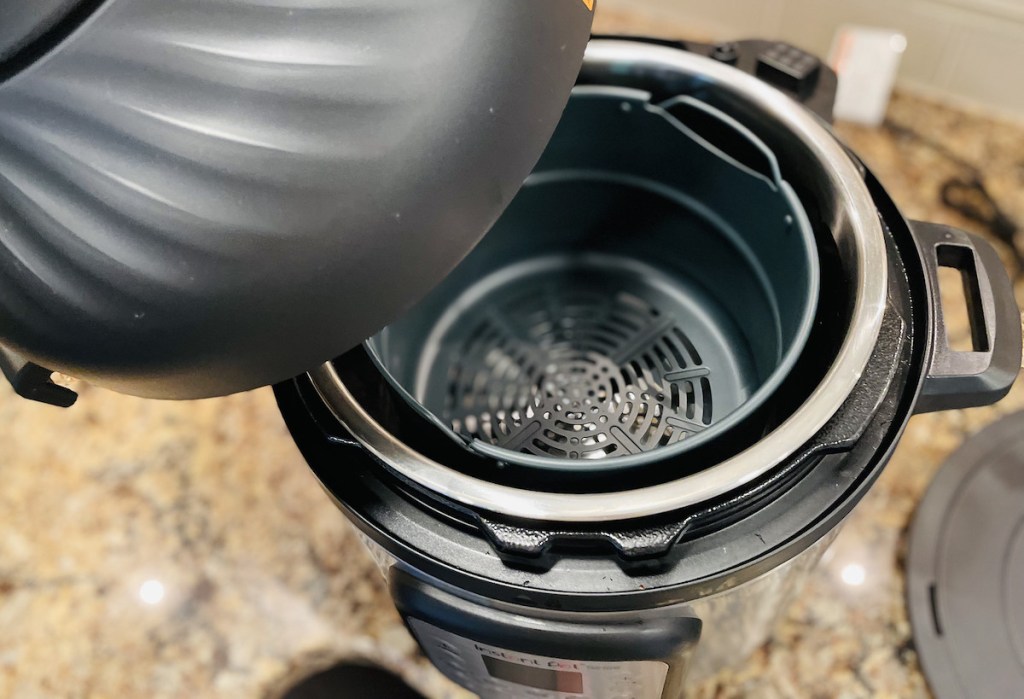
[390,568,700,699]
[409,618,670,699]
[592,36,838,123]
[755,41,821,93]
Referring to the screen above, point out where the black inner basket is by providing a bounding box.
[367,88,821,474]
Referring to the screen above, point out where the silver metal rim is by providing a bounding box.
[309,41,889,523]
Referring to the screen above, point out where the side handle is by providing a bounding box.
[911,221,1022,413]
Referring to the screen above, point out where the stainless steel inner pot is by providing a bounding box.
[309,40,888,522]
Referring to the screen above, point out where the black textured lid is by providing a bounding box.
[0,0,594,399]
[907,411,1024,699]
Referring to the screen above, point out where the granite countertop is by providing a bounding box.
[2,7,1023,699]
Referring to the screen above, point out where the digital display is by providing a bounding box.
[482,656,584,694]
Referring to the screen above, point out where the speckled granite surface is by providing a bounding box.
[2,7,1023,699]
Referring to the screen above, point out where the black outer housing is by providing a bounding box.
[274,162,926,610]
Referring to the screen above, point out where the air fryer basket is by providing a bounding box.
[369,87,818,471]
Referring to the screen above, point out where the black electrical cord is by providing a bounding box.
[884,119,1024,277]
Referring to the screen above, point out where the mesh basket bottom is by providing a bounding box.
[412,256,759,461]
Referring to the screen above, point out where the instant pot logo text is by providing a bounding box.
[474,644,583,671]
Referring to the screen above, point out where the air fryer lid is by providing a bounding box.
[0,0,594,399]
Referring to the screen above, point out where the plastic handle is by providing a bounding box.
[911,221,1022,414]
[0,345,77,407]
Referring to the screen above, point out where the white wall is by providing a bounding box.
[601,0,1024,119]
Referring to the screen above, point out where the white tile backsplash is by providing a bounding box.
[930,0,1024,23]
[600,0,1024,118]
[942,19,1024,115]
